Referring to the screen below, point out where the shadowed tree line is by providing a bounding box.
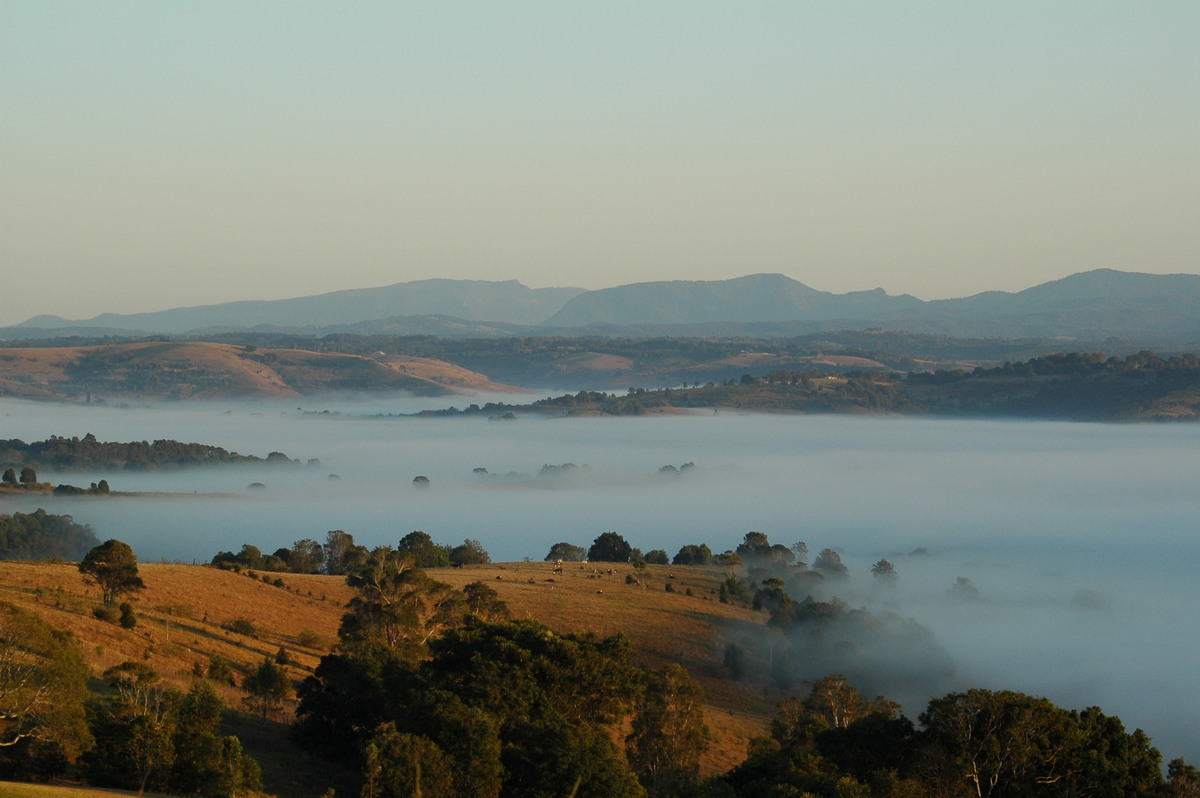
[708,673,1200,798]
[0,508,100,561]
[0,433,307,472]
[212,529,491,576]
[294,543,710,798]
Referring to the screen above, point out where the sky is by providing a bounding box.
[3,2,1199,327]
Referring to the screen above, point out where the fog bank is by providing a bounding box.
[2,397,1197,762]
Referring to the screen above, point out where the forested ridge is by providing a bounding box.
[7,331,1200,413]
[419,350,1200,421]
[0,434,304,472]
[0,509,98,561]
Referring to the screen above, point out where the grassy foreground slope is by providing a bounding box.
[0,783,170,798]
[0,559,773,796]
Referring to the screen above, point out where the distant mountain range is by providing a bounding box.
[16,279,584,334]
[7,269,1200,344]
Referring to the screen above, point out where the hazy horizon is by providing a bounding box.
[4,4,1199,327]
[3,267,1148,327]
[2,397,1198,763]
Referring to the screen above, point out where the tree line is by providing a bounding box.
[211,529,491,576]
[0,433,308,472]
[0,508,99,561]
[5,528,1198,796]
[287,531,1199,798]
[293,543,705,798]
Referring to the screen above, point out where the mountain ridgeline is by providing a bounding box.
[7,269,1200,343]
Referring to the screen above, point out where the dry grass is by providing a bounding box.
[0,782,170,798]
[0,558,777,786]
[381,355,527,393]
[0,342,521,401]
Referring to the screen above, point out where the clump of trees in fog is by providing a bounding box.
[2,522,1198,796]
[211,529,491,575]
[0,508,99,561]
[288,536,1199,797]
[710,673,1200,798]
[0,433,309,472]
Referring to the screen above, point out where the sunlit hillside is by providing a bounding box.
[0,342,522,401]
[0,559,774,796]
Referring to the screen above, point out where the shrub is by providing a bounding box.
[724,643,745,678]
[206,655,236,686]
[295,629,324,649]
[224,618,257,637]
[644,549,670,565]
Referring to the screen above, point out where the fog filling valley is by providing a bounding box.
[3,396,1198,762]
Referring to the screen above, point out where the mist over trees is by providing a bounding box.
[211,529,491,577]
[0,513,1195,796]
[287,536,1196,798]
[0,434,304,471]
[711,674,1195,798]
[0,509,99,561]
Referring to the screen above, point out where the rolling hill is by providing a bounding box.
[0,342,524,401]
[0,559,774,797]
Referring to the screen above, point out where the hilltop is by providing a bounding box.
[0,559,774,797]
[0,341,523,401]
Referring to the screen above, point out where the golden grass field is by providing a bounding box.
[0,558,779,797]
[0,342,518,401]
[0,782,175,798]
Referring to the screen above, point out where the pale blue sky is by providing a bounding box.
[3,2,1198,326]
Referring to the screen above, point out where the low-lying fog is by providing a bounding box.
[2,395,1198,762]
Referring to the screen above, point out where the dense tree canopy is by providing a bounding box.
[672,543,713,565]
[339,548,463,661]
[396,530,450,568]
[588,532,633,563]
[711,675,1189,798]
[0,509,99,561]
[448,538,490,567]
[296,552,652,798]
[78,539,145,606]
[85,665,261,797]
[544,541,587,562]
[0,602,91,776]
[0,434,298,472]
[627,664,709,797]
